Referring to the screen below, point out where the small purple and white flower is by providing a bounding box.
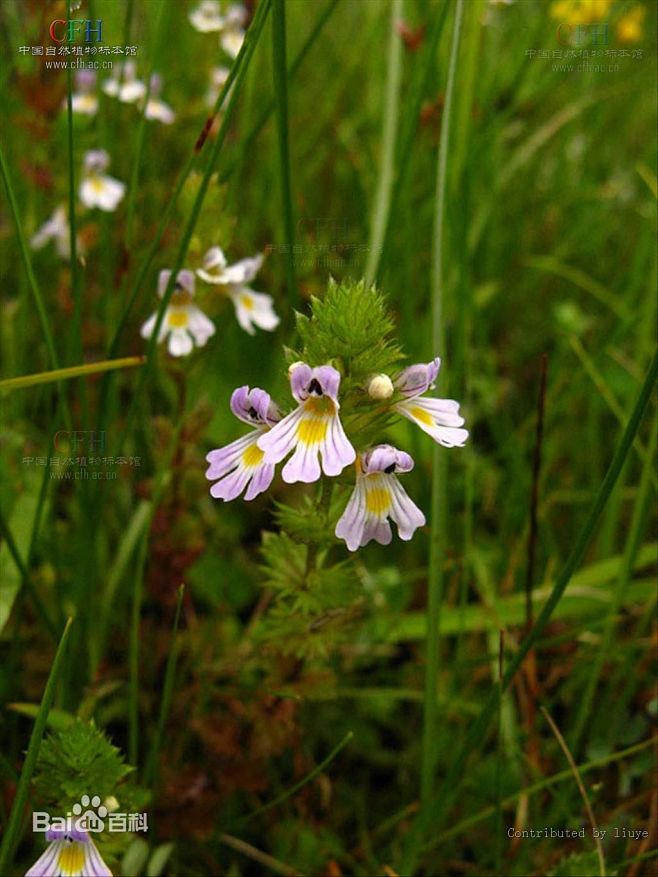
[25,822,111,877]
[393,357,468,447]
[79,150,125,213]
[142,73,175,125]
[140,270,215,357]
[206,386,280,501]
[335,445,426,551]
[189,0,224,32]
[196,247,279,335]
[102,61,146,104]
[257,363,356,484]
[68,69,98,116]
[30,206,76,261]
[219,4,248,58]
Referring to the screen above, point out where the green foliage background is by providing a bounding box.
[0,1,656,875]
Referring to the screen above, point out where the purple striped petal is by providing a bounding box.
[206,432,260,479]
[395,399,468,447]
[389,477,426,540]
[230,386,280,426]
[335,480,367,551]
[257,407,304,463]
[320,414,356,476]
[394,357,441,398]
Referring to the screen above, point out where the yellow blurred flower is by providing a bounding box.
[550,0,614,25]
[616,4,645,43]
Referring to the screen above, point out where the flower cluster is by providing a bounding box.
[102,62,176,123]
[25,822,111,877]
[141,247,280,357]
[189,1,248,59]
[206,357,467,551]
[30,149,125,259]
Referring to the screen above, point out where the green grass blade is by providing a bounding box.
[427,735,656,850]
[0,617,73,873]
[145,583,185,790]
[570,412,658,754]
[364,0,403,285]
[421,0,465,810]
[375,1,449,285]
[272,0,298,309]
[0,356,144,393]
[104,1,267,367]
[403,350,657,873]
[0,145,62,380]
[219,0,341,184]
[65,0,82,365]
[119,0,273,446]
[124,0,167,249]
[236,731,353,826]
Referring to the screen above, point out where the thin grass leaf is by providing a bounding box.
[402,350,657,873]
[220,0,341,183]
[0,356,144,393]
[272,0,298,308]
[145,584,185,790]
[570,413,658,754]
[0,145,67,419]
[364,0,403,285]
[421,0,465,811]
[235,730,353,826]
[0,617,73,874]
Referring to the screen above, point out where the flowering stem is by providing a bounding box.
[117,0,273,450]
[421,0,465,809]
[272,0,298,309]
[305,478,334,581]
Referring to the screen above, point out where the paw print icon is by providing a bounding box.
[72,794,108,832]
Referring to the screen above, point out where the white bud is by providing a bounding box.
[368,374,394,400]
[104,796,119,813]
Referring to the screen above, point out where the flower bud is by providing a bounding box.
[367,373,394,400]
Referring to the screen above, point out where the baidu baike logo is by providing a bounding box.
[32,794,147,834]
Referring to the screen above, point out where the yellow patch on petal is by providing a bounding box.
[297,417,328,446]
[91,178,105,193]
[409,405,433,426]
[365,485,392,517]
[57,843,85,876]
[242,443,264,467]
[168,309,189,329]
[241,293,254,311]
[304,396,335,416]
[171,289,193,307]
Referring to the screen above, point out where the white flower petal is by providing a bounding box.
[168,328,194,357]
[145,97,176,124]
[188,306,216,345]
